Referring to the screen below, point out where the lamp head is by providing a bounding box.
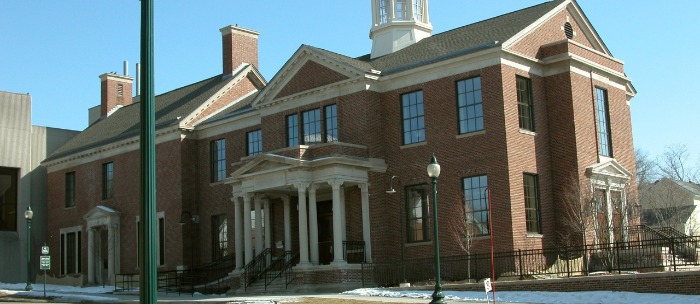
[386,175,398,194]
[24,206,33,220]
[427,154,440,178]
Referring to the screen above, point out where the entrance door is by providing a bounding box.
[317,201,334,265]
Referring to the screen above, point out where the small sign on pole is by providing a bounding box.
[484,278,493,303]
[40,253,50,298]
[41,245,49,255]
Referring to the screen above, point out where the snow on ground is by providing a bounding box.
[2,282,700,303]
[342,288,700,304]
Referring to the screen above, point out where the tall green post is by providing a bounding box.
[139,0,157,302]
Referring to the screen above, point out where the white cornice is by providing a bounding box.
[43,125,182,173]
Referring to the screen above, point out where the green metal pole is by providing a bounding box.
[430,173,445,303]
[25,209,32,291]
[139,0,157,302]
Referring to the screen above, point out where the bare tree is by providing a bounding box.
[657,144,699,183]
[635,148,659,191]
[448,193,486,282]
[558,174,595,247]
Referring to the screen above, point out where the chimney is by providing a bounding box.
[99,71,133,117]
[219,25,259,75]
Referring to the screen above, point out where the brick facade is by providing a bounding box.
[42,0,643,291]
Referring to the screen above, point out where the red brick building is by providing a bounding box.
[43,0,637,289]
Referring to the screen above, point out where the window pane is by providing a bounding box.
[0,167,18,231]
[247,130,262,156]
[595,87,612,157]
[102,162,113,200]
[457,77,484,134]
[463,175,489,236]
[524,174,542,234]
[65,172,76,208]
[325,105,338,142]
[211,139,226,182]
[405,184,429,242]
[287,114,298,147]
[401,91,425,144]
[517,76,534,131]
[302,109,322,144]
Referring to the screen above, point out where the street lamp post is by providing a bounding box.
[24,206,34,291]
[427,154,445,304]
[385,175,406,284]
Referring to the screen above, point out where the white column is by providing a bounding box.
[296,183,311,266]
[87,227,95,284]
[340,185,347,243]
[232,196,243,270]
[107,224,116,282]
[243,193,253,264]
[254,196,263,255]
[606,187,614,244]
[330,179,345,264]
[283,196,292,252]
[264,198,271,250]
[359,184,373,263]
[309,184,319,265]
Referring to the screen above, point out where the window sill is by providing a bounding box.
[526,233,544,238]
[456,130,486,139]
[400,141,427,149]
[519,129,536,136]
[405,241,431,247]
[210,180,225,186]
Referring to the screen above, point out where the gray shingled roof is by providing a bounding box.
[307,0,564,75]
[672,179,700,196]
[45,75,236,162]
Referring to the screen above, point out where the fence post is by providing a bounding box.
[518,249,524,280]
[616,241,621,274]
[565,245,570,278]
[671,237,677,272]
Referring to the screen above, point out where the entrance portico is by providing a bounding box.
[83,206,121,285]
[226,152,386,271]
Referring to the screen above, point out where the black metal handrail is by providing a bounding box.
[264,251,292,290]
[343,240,365,263]
[243,248,271,290]
[285,251,300,289]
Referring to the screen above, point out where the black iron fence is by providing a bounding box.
[362,234,700,287]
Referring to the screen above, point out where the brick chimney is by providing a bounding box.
[220,25,259,74]
[99,72,133,117]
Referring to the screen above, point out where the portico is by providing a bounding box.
[226,152,386,271]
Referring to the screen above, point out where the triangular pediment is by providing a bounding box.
[275,60,349,99]
[252,46,368,109]
[83,205,120,221]
[230,154,303,179]
[586,159,632,179]
[504,0,612,57]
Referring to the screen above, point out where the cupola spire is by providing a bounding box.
[370,0,433,59]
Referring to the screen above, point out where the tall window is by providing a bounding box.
[378,0,388,24]
[287,114,299,147]
[463,175,489,236]
[523,174,542,234]
[60,227,81,275]
[302,109,322,144]
[247,129,262,156]
[457,77,484,134]
[401,90,425,145]
[137,214,165,266]
[65,172,76,208]
[517,76,534,131]
[595,87,612,157]
[210,139,226,182]
[211,214,228,261]
[325,104,338,142]
[0,167,18,231]
[395,0,408,20]
[405,184,429,242]
[412,0,424,22]
[102,162,113,200]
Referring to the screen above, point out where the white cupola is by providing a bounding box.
[370,0,433,59]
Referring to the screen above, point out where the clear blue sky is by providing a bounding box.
[1,0,698,160]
